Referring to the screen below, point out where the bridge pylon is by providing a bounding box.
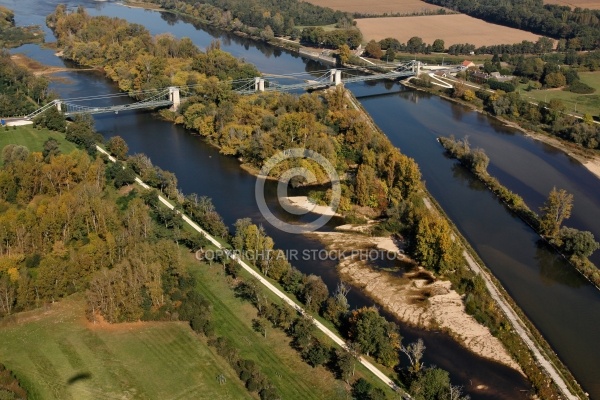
[169,87,180,111]
[330,69,342,86]
[254,77,265,92]
[56,101,62,112]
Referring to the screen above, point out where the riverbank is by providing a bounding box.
[308,227,524,375]
[10,53,96,76]
[401,78,600,182]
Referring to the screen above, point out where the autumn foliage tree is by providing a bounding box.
[539,187,573,238]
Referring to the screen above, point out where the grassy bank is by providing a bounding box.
[0,125,76,164]
[189,256,351,399]
[519,71,600,118]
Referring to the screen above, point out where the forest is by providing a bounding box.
[423,0,600,50]
[0,51,51,117]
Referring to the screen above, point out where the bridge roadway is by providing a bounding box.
[26,64,419,119]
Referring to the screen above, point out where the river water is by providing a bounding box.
[4,0,600,398]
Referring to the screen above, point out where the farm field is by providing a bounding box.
[303,0,445,15]
[543,0,600,8]
[356,14,544,46]
[519,71,600,117]
[0,125,76,164]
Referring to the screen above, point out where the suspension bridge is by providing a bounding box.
[25,61,421,120]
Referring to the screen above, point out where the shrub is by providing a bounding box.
[567,80,595,94]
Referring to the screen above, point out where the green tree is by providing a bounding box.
[432,39,445,53]
[559,227,599,259]
[539,187,573,238]
[42,138,60,163]
[303,340,330,367]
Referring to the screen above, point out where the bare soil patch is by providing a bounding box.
[544,0,600,8]
[309,228,523,373]
[356,14,544,46]
[303,0,446,15]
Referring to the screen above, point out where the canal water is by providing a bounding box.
[4,0,600,398]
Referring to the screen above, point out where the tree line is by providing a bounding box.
[146,0,353,41]
[423,0,600,50]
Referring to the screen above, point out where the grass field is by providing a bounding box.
[519,71,600,117]
[0,125,77,163]
[544,0,600,8]
[303,0,445,15]
[0,297,251,400]
[0,254,352,400]
[356,14,544,46]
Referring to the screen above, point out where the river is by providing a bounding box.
[4,0,600,398]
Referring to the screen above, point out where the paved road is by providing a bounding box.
[95,145,404,395]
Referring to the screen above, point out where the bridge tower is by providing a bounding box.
[55,100,62,112]
[169,87,181,111]
[330,69,342,86]
[254,77,265,92]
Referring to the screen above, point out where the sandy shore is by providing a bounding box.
[310,227,523,374]
[282,196,341,217]
[10,53,96,76]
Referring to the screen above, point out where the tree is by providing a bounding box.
[303,340,330,367]
[407,36,424,53]
[42,138,60,162]
[544,72,566,88]
[559,227,599,259]
[334,348,355,383]
[539,187,573,238]
[348,307,401,366]
[252,318,268,338]
[364,40,383,59]
[338,44,351,64]
[401,338,426,373]
[432,39,445,52]
[301,274,328,312]
[107,135,129,160]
